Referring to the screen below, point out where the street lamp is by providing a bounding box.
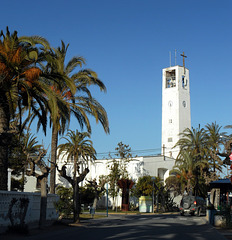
[106,182,108,217]
[151,177,156,213]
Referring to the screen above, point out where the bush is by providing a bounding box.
[54,186,73,218]
[131,176,163,198]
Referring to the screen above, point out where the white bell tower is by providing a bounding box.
[161,53,191,159]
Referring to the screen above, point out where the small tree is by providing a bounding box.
[86,178,106,209]
[131,176,162,198]
[107,142,132,210]
[54,186,73,219]
[11,130,50,227]
[57,129,96,223]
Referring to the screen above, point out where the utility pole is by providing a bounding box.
[162,144,166,161]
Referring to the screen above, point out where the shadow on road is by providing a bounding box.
[1,213,227,240]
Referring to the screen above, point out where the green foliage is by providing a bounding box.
[170,122,229,196]
[11,177,25,191]
[54,186,73,218]
[107,142,132,200]
[107,160,121,199]
[131,176,163,198]
[80,185,95,206]
[8,125,43,191]
[8,133,26,176]
[165,176,183,195]
[115,142,132,159]
[58,130,96,162]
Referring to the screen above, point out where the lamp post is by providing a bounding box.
[106,182,108,217]
[151,177,156,213]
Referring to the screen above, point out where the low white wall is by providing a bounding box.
[0,191,59,231]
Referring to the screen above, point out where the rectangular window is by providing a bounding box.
[182,75,187,88]
[168,138,173,142]
[169,119,172,123]
[166,70,176,88]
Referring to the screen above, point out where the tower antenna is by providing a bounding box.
[169,51,171,67]
[175,49,177,66]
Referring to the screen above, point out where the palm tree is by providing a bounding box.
[174,125,208,159]
[172,150,208,194]
[173,126,209,195]
[205,122,224,173]
[0,27,51,190]
[22,131,49,227]
[57,129,96,223]
[44,41,109,194]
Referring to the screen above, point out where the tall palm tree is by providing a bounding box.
[44,41,109,194]
[58,129,96,223]
[205,122,224,173]
[174,125,208,159]
[173,126,209,195]
[0,27,51,190]
[172,150,208,194]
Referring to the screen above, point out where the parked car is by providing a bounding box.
[179,195,206,216]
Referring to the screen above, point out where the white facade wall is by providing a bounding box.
[11,171,41,193]
[56,155,175,208]
[142,156,175,182]
[56,156,145,187]
[56,155,175,186]
[162,65,191,159]
[56,155,175,187]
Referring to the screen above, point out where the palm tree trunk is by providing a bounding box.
[76,183,80,223]
[39,177,48,227]
[0,93,10,190]
[50,125,58,194]
[73,156,79,223]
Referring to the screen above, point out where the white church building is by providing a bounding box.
[56,57,192,192]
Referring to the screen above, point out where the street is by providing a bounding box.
[3,213,228,240]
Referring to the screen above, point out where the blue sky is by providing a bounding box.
[1,0,232,159]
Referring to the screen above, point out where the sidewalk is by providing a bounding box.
[216,228,232,240]
[201,215,232,240]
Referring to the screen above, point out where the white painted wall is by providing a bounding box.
[56,156,145,188]
[11,171,41,192]
[0,191,59,232]
[56,155,175,208]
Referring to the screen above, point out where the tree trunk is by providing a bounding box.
[0,93,10,190]
[73,179,78,222]
[73,156,80,223]
[73,182,81,223]
[76,183,81,223]
[39,177,48,227]
[50,125,58,194]
[93,197,98,209]
[112,196,116,211]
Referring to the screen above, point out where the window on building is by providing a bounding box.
[182,75,188,88]
[166,70,176,88]
[168,137,173,142]
[169,119,172,123]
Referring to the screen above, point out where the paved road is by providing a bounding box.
[3,214,228,240]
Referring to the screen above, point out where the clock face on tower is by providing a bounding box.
[168,101,173,107]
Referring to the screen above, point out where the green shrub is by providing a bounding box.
[54,186,73,218]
